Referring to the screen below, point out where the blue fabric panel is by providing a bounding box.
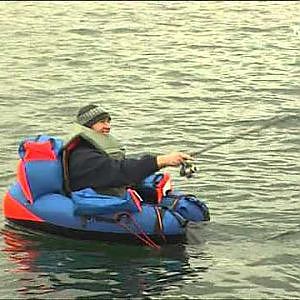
[34,193,79,227]
[71,188,140,216]
[8,182,30,206]
[25,160,63,199]
[175,197,204,222]
[141,173,164,189]
[7,183,186,235]
[161,192,209,222]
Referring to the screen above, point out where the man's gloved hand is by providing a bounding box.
[156,151,194,168]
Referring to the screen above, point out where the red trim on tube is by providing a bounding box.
[16,160,33,204]
[127,189,142,212]
[3,192,43,222]
[156,172,173,203]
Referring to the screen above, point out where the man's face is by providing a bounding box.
[91,117,111,135]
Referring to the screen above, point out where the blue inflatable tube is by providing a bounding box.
[3,182,209,245]
[2,135,210,246]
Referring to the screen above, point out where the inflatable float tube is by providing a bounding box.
[2,135,210,248]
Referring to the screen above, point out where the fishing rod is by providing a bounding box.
[180,114,293,178]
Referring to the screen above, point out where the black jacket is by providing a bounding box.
[68,138,159,195]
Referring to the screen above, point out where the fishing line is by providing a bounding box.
[191,114,291,157]
[180,114,296,178]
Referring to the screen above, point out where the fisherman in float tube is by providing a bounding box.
[63,104,194,198]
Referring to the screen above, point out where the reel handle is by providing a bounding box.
[179,161,197,178]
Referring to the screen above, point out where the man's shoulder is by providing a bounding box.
[72,138,106,155]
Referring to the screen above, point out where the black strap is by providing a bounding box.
[61,137,80,196]
[154,206,166,242]
[62,149,72,196]
[79,214,118,228]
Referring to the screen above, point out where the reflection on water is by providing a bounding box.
[0,225,210,299]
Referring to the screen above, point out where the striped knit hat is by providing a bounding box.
[76,104,111,127]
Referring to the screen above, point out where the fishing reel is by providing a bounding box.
[179,161,197,178]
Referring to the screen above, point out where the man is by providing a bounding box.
[64,104,193,197]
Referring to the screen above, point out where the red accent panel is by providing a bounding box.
[3,192,43,222]
[23,141,56,161]
[156,172,173,203]
[67,138,80,152]
[16,160,33,204]
[127,188,142,212]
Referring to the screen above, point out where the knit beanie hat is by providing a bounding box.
[76,104,111,127]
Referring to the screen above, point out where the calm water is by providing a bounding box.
[0,1,300,299]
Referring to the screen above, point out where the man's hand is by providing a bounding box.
[156,152,194,168]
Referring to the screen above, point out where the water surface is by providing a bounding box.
[0,2,299,299]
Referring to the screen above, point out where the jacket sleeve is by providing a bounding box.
[68,145,160,191]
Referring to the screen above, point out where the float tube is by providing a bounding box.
[2,135,210,248]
